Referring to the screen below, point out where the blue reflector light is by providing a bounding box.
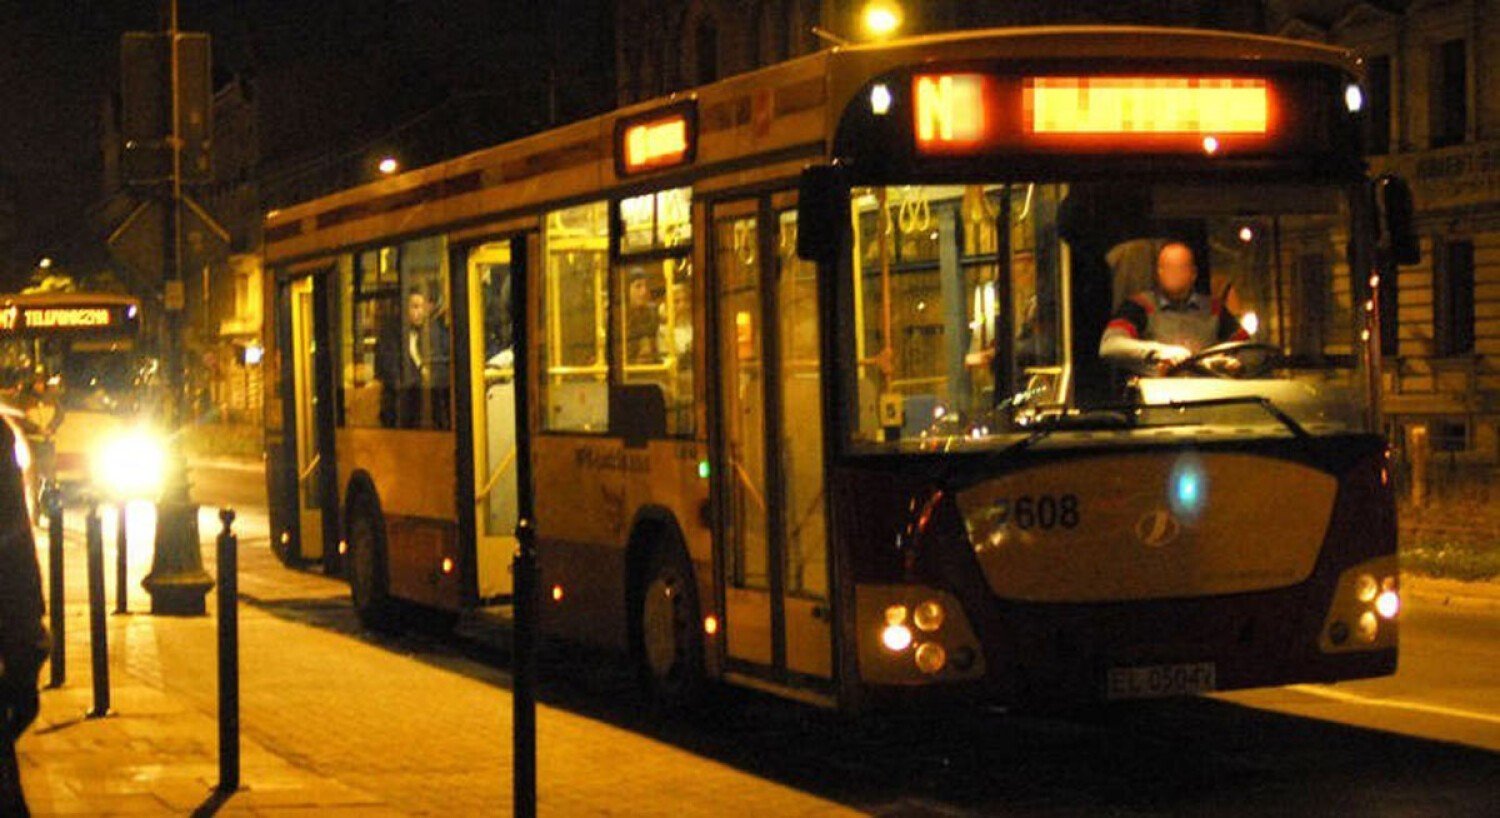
[1168,455,1207,520]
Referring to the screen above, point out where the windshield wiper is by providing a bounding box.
[1000,408,1135,455]
[1155,396,1309,439]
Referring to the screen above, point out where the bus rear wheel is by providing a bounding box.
[345,490,398,632]
[635,544,705,709]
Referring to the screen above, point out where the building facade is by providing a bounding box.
[1275,1,1500,536]
[614,1,1266,106]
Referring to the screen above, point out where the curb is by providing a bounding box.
[1402,574,1500,612]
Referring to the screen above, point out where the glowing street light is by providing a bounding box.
[37,257,53,269]
[378,156,400,175]
[862,1,903,40]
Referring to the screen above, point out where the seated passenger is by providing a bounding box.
[1099,242,1248,376]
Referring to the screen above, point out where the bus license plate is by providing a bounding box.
[1106,662,1216,700]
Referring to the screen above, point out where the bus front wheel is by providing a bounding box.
[634,544,705,709]
[346,489,398,632]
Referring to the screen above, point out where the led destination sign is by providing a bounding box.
[616,103,697,176]
[912,73,1288,156]
[0,300,139,337]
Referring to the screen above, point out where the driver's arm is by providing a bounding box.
[1213,300,1252,343]
[1100,302,1185,374]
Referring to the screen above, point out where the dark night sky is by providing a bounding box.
[0,1,611,290]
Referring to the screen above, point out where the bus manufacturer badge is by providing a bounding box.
[1135,508,1180,548]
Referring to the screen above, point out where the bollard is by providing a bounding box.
[216,508,241,794]
[45,489,65,689]
[85,502,111,718]
[114,502,129,614]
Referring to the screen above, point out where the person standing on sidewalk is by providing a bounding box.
[0,419,49,815]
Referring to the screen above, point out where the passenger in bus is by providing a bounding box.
[624,267,662,363]
[1099,242,1249,376]
[376,286,450,428]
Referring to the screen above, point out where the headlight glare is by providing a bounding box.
[1375,589,1400,620]
[95,429,167,498]
[881,623,913,652]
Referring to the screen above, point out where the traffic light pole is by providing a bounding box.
[142,0,213,615]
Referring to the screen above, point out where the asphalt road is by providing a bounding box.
[184,461,1499,816]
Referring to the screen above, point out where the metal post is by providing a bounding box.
[216,508,240,793]
[45,490,65,689]
[114,503,129,614]
[511,237,537,818]
[85,503,112,718]
[143,0,213,616]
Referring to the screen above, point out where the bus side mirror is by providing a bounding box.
[1378,175,1420,265]
[796,164,849,265]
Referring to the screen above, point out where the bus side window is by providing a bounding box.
[542,201,610,432]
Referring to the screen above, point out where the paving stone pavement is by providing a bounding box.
[15,505,860,816]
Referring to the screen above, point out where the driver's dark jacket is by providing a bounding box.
[1099,289,1249,374]
[0,421,48,705]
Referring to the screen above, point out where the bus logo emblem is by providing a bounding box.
[1135,509,1180,548]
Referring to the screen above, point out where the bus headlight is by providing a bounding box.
[881,623,914,652]
[95,429,167,498]
[1320,556,1398,653]
[1375,588,1400,620]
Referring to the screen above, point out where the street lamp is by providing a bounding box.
[37,257,53,269]
[378,156,400,175]
[862,1,903,40]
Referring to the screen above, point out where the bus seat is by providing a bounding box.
[609,383,666,448]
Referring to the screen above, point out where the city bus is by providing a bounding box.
[263,27,1412,710]
[0,292,162,504]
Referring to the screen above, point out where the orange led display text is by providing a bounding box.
[20,307,113,329]
[913,74,992,151]
[621,114,691,174]
[1025,77,1268,135]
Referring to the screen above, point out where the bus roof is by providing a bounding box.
[264,26,1360,265]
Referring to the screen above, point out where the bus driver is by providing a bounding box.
[1099,241,1249,376]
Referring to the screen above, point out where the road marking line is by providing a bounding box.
[1286,684,1500,726]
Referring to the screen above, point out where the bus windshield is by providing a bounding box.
[844,180,1369,452]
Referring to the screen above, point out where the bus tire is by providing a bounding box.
[345,487,399,632]
[634,541,705,710]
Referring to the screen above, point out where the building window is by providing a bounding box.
[1430,39,1467,148]
[696,17,719,84]
[1431,419,1469,453]
[1379,259,1399,357]
[1365,54,1391,155]
[1434,239,1475,357]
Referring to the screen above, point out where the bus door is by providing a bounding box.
[712,195,832,683]
[465,236,528,601]
[285,274,338,568]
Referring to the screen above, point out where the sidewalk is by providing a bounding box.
[17,508,396,816]
[15,506,857,817]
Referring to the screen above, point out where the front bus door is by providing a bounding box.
[285,274,338,570]
[713,194,832,689]
[464,235,529,603]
